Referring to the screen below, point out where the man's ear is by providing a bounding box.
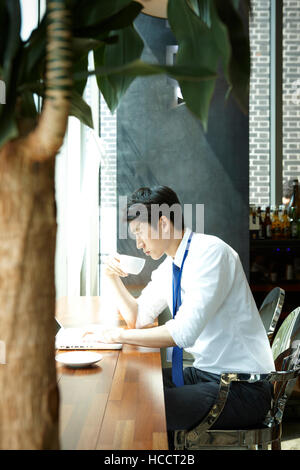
[160,215,170,233]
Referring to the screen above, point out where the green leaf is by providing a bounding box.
[0,0,22,126]
[94,25,144,112]
[214,0,250,113]
[187,0,212,28]
[3,0,21,83]
[72,38,104,96]
[75,59,216,82]
[0,105,18,148]
[73,54,89,96]
[73,1,143,39]
[72,37,104,57]
[231,0,252,16]
[231,0,241,10]
[0,1,9,66]
[22,17,46,83]
[69,90,94,128]
[167,0,220,130]
[17,80,43,96]
[210,1,231,84]
[18,90,38,119]
[73,0,133,28]
[65,0,82,7]
[75,55,216,116]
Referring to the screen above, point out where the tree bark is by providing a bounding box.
[0,145,58,449]
[0,0,72,449]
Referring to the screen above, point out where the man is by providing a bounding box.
[85,186,274,447]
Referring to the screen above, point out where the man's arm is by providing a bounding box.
[104,254,169,330]
[84,324,176,348]
[103,256,138,328]
[106,274,138,329]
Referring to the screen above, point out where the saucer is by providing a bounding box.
[55,351,103,368]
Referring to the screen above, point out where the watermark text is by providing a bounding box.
[118,196,204,240]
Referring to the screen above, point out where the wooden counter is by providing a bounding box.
[56,296,168,450]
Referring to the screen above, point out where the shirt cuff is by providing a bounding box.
[135,295,168,329]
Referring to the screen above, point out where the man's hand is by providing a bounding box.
[82,326,124,344]
[104,255,128,278]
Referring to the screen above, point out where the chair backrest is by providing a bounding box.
[271,307,300,363]
[259,287,285,341]
[264,307,300,427]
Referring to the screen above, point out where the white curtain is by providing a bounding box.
[55,124,105,298]
[55,54,105,298]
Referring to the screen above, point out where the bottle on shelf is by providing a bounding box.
[264,206,272,239]
[290,207,298,239]
[287,178,299,216]
[285,263,294,281]
[281,208,291,239]
[289,180,299,239]
[271,206,281,240]
[285,249,294,281]
[249,205,260,240]
[256,206,264,239]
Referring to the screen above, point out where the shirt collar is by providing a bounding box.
[173,227,192,268]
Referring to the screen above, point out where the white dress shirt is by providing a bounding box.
[136,228,275,375]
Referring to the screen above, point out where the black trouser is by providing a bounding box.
[163,367,273,448]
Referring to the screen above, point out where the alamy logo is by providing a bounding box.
[0,80,6,104]
[118,196,205,240]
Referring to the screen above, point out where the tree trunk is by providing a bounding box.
[0,145,58,449]
[0,0,72,449]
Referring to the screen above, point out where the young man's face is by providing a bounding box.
[129,218,170,260]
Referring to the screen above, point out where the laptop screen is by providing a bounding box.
[55,319,62,335]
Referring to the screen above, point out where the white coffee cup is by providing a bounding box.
[118,254,145,275]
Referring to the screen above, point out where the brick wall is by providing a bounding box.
[282,0,300,184]
[249,0,300,205]
[98,94,117,294]
[99,94,117,209]
[249,0,271,206]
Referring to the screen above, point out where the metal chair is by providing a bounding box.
[174,306,300,450]
[259,287,285,344]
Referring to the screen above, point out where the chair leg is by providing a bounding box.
[271,439,281,450]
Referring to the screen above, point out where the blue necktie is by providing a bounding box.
[172,262,184,387]
[171,232,193,387]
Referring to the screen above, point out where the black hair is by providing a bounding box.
[126,186,185,230]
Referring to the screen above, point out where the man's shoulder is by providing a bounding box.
[192,232,229,250]
[190,232,238,259]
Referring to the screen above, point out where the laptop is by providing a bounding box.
[55,318,123,350]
